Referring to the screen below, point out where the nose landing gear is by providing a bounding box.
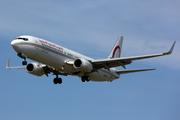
[17,53,27,65]
[22,60,27,65]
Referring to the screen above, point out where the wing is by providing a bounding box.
[5,57,68,77]
[5,57,26,69]
[91,41,176,69]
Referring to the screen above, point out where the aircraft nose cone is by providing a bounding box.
[11,40,16,47]
[11,40,21,53]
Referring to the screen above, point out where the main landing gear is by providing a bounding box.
[53,74,62,84]
[53,77,62,84]
[81,75,90,82]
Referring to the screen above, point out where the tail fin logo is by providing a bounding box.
[112,46,121,58]
[108,35,123,60]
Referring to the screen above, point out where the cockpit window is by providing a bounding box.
[16,37,28,41]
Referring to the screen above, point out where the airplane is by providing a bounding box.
[5,35,176,84]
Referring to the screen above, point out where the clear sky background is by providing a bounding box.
[0,0,180,120]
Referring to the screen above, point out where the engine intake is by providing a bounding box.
[73,58,93,72]
[26,63,45,76]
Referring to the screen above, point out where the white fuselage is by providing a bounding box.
[11,35,120,82]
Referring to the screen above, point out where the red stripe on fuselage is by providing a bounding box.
[20,43,74,60]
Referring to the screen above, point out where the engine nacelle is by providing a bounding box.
[26,63,45,76]
[73,58,93,72]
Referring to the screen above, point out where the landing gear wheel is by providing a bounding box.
[22,61,27,65]
[81,75,90,82]
[85,76,90,82]
[53,78,58,84]
[53,78,62,84]
[81,76,86,82]
[58,78,62,84]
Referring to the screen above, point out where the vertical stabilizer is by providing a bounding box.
[108,35,123,70]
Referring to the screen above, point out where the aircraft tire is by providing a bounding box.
[81,76,86,82]
[81,76,90,82]
[85,76,90,82]
[58,78,62,84]
[53,78,58,84]
[22,61,27,65]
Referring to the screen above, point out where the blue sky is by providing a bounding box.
[0,0,180,120]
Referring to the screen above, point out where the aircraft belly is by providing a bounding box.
[62,66,79,74]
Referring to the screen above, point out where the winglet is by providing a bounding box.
[163,41,176,55]
[5,57,10,69]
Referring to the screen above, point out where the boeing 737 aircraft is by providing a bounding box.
[5,35,175,84]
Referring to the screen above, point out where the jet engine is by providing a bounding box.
[26,63,45,76]
[73,58,93,72]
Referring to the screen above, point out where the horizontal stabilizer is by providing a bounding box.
[5,57,26,69]
[116,68,155,75]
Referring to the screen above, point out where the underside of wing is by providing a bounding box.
[91,58,131,69]
[116,68,155,75]
[5,57,68,77]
